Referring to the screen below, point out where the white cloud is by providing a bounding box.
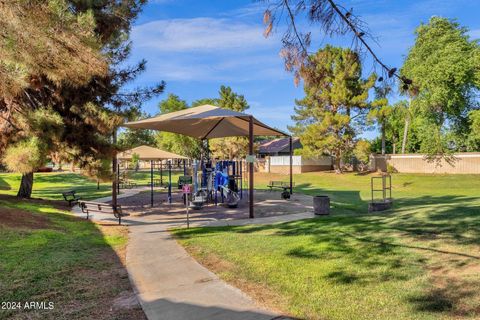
[222,2,266,18]
[141,56,288,82]
[132,17,277,52]
[129,15,286,82]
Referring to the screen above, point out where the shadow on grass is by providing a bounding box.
[173,192,480,316]
[407,277,480,315]
[174,193,480,266]
[326,270,360,284]
[286,246,322,259]
[0,198,142,319]
[294,182,366,213]
[0,176,12,190]
[33,173,92,184]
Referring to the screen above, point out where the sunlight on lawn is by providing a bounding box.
[173,172,480,320]
[0,170,183,201]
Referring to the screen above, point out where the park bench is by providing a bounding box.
[267,181,295,200]
[118,177,137,189]
[62,190,81,206]
[267,181,294,191]
[78,201,129,225]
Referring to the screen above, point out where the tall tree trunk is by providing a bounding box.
[401,97,411,154]
[401,118,409,154]
[334,151,342,173]
[381,121,386,155]
[17,172,34,198]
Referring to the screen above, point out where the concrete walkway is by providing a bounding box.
[127,216,279,320]
[71,193,315,320]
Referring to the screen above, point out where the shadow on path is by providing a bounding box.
[140,298,293,320]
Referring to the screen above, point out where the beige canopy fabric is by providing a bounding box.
[122,105,287,139]
[117,145,188,161]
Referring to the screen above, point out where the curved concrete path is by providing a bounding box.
[127,216,279,320]
[71,192,314,319]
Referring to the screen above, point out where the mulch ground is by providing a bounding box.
[0,194,68,229]
[0,207,52,229]
[0,194,69,209]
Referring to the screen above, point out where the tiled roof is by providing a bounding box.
[258,137,300,154]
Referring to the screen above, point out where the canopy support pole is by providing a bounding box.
[289,136,293,195]
[240,160,243,199]
[160,161,163,186]
[149,160,153,207]
[112,130,118,214]
[117,163,120,195]
[168,160,172,204]
[249,116,254,219]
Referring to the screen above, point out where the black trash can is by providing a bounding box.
[313,196,330,215]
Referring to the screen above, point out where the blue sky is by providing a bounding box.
[126,0,480,138]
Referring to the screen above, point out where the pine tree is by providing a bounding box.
[292,46,375,171]
[0,0,164,197]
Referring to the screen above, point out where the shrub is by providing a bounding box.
[353,140,372,164]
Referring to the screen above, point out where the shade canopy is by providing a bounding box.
[117,145,188,161]
[123,105,287,139]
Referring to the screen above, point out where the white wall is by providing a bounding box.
[269,155,332,166]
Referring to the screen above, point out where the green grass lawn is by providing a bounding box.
[173,172,480,320]
[0,170,185,319]
[0,197,145,319]
[2,171,480,319]
[0,170,183,201]
[0,170,163,318]
[0,172,112,200]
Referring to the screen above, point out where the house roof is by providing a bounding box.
[117,145,188,161]
[123,104,288,139]
[258,137,300,154]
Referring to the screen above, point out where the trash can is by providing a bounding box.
[313,196,330,215]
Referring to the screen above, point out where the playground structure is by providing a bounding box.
[190,159,244,210]
[122,104,294,218]
[369,173,393,212]
[116,146,249,211]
